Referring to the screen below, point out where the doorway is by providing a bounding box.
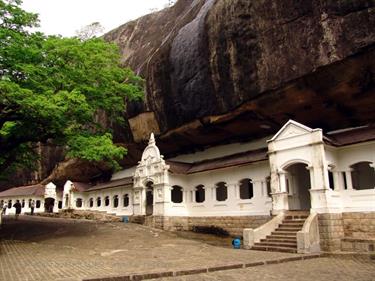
[44,197,55,213]
[146,182,154,216]
[285,163,311,210]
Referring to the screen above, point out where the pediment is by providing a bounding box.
[270,120,314,141]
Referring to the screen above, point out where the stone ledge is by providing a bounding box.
[82,254,323,281]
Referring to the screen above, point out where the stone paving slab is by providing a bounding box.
[0,216,305,281]
[148,257,375,281]
[82,254,323,281]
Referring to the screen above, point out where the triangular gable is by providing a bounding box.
[269,120,315,142]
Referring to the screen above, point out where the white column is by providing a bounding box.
[252,180,263,198]
[345,170,354,190]
[333,171,341,191]
[227,183,237,201]
[210,186,215,202]
[278,170,287,193]
[306,166,316,190]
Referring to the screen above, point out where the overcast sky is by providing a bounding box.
[21,0,172,37]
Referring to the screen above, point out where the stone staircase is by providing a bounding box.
[251,211,309,253]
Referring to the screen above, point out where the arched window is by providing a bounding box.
[171,186,183,203]
[123,194,129,207]
[216,182,228,201]
[21,199,25,208]
[105,196,110,206]
[58,201,63,209]
[36,200,41,208]
[8,200,12,208]
[195,185,205,203]
[97,197,101,207]
[28,199,32,208]
[89,198,94,208]
[351,162,375,190]
[76,198,83,208]
[266,176,272,197]
[328,171,335,190]
[113,195,119,208]
[239,178,254,199]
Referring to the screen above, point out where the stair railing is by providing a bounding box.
[297,212,320,253]
[243,212,284,249]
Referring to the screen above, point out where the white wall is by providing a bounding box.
[72,186,134,216]
[165,161,272,217]
[0,196,62,215]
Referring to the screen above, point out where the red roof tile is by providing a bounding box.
[0,184,45,198]
[85,177,133,192]
[326,125,375,146]
[167,148,268,175]
[71,182,92,192]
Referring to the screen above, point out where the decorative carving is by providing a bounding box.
[134,133,170,189]
[44,182,57,198]
[157,188,162,198]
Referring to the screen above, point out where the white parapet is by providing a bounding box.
[297,212,321,254]
[243,212,284,249]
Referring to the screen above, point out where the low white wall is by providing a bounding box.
[0,196,61,215]
[72,186,134,216]
[166,162,272,217]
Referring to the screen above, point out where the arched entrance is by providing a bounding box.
[44,197,55,213]
[285,163,311,210]
[145,182,154,216]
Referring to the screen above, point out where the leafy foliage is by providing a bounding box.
[0,0,144,178]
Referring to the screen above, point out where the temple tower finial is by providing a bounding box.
[149,133,155,145]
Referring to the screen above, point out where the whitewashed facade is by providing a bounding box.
[1,120,374,224]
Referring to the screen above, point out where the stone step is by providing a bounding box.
[256,241,297,248]
[273,229,299,234]
[251,245,297,253]
[271,230,297,237]
[263,237,297,243]
[283,220,301,225]
[285,210,310,215]
[266,236,297,242]
[278,225,303,231]
[284,216,309,220]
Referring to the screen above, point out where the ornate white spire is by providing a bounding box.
[148,133,155,146]
[140,132,161,162]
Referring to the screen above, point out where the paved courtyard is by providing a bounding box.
[150,257,375,281]
[0,215,373,281]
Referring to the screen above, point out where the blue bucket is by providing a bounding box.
[232,238,241,249]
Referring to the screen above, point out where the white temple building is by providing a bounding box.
[1,120,374,253]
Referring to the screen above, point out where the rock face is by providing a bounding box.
[3,0,374,188]
[105,0,375,161]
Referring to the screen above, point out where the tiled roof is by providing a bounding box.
[85,177,133,192]
[167,148,268,175]
[0,184,45,198]
[71,182,92,192]
[325,125,375,146]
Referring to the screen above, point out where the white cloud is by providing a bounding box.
[21,0,171,37]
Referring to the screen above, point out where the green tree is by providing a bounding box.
[0,0,144,178]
